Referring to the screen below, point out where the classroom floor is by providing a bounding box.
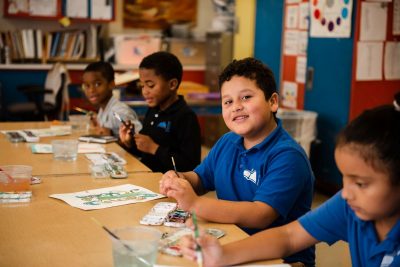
[201,146,352,267]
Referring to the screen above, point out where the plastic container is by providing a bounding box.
[277,108,318,157]
[52,140,79,161]
[0,165,32,192]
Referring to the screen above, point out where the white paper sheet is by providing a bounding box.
[29,0,57,16]
[299,2,310,30]
[284,30,299,56]
[356,42,384,81]
[91,0,112,20]
[50,184,165,210]
[281,81,298,109]
[66,0,88,18]
[310,0,353,37]
[384,42,400,80]
[298,31,308,55]
[285,5,299,29]
[296,56,307,84]
[360,2,388,41]
[394,0,400,35]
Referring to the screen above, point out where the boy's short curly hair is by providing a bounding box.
[218,57,277,100]
[139,51,183,88]
[84,61,115,82]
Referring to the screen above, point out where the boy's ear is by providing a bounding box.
[269,93,279,112]
[169,78,179,91]
[109,80,116,89]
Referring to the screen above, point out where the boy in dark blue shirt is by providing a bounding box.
[119,52,201,173]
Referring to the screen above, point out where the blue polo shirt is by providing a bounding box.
[194,119,315,266]
[299,191,400,267]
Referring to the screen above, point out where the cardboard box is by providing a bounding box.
[113,34,161,65]
[168,38,205,65]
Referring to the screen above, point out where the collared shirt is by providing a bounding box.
[194,119,315,266]
[299,191,400,267]
[131,95,201,173]
[97,96,142,137]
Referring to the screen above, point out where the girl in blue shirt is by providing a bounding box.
[180,93,400,267]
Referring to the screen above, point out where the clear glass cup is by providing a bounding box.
[0,165,32,192]
[52,140,79,161]
[111,226,161,267]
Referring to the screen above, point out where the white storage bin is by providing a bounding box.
[277,108,318,157]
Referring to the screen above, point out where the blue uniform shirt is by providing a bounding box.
[194,119,315,265]
[299,191,400,267]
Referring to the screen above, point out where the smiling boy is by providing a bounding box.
[160,57,315,266]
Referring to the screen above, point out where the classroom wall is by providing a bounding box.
[233,0,256,59]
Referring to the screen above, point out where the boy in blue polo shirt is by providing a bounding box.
[160,57,315,266]
[179,94,400,267]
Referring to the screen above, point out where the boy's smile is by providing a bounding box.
[139,68,178,110]
[221,75,278,149]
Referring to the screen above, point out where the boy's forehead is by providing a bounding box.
[83,71,104,80]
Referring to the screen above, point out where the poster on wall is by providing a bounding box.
[281,81,298,109]
[310,0,353,38]
[123,0,197,29]
[393,0,400,35]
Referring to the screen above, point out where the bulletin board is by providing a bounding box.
[123,0,197,30]
[280,0,310,110]
[350,0,400,119]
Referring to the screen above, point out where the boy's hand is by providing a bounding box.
[180,226,223,267]
[89,113,99,128]
[159,171,198,211]
[159,170,180,195]
[134,133,159,155]
[118,122,134,147]
[94,126,111,136]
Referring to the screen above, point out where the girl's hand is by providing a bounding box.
[180,227,223,267]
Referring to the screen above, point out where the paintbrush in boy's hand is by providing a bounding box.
[192,212,203,267]
[113,112,134,135]
[171,156,179,177]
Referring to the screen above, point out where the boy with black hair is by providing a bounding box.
[119,51,201,173]
[82,61,142,137]
[160,57,315,266]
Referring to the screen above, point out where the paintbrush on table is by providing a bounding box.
[90,217,151,266]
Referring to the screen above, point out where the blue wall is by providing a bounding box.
[254,0,284,90]
[254,0,358,188]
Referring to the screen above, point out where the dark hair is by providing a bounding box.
[336,92,400,185]
[218,57,277,100]
[84,61,115,82]
[139,51,183,87]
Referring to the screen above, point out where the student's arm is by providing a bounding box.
[160,171,278,228]
[181,220,318,267]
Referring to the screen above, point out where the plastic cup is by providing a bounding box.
[52,140,79,161]
[69,114,90,133]
[0,165,32,192]
[111,226,161,267]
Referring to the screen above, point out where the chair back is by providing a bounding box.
[44,62,71,120]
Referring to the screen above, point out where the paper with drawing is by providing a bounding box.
[50,184,165,210]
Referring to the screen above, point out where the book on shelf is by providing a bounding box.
[78,134,118,144]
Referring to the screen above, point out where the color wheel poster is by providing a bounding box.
[310,0,353,38]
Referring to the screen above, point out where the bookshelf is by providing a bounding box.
[4,0,115,22]
[1,0,115,64]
